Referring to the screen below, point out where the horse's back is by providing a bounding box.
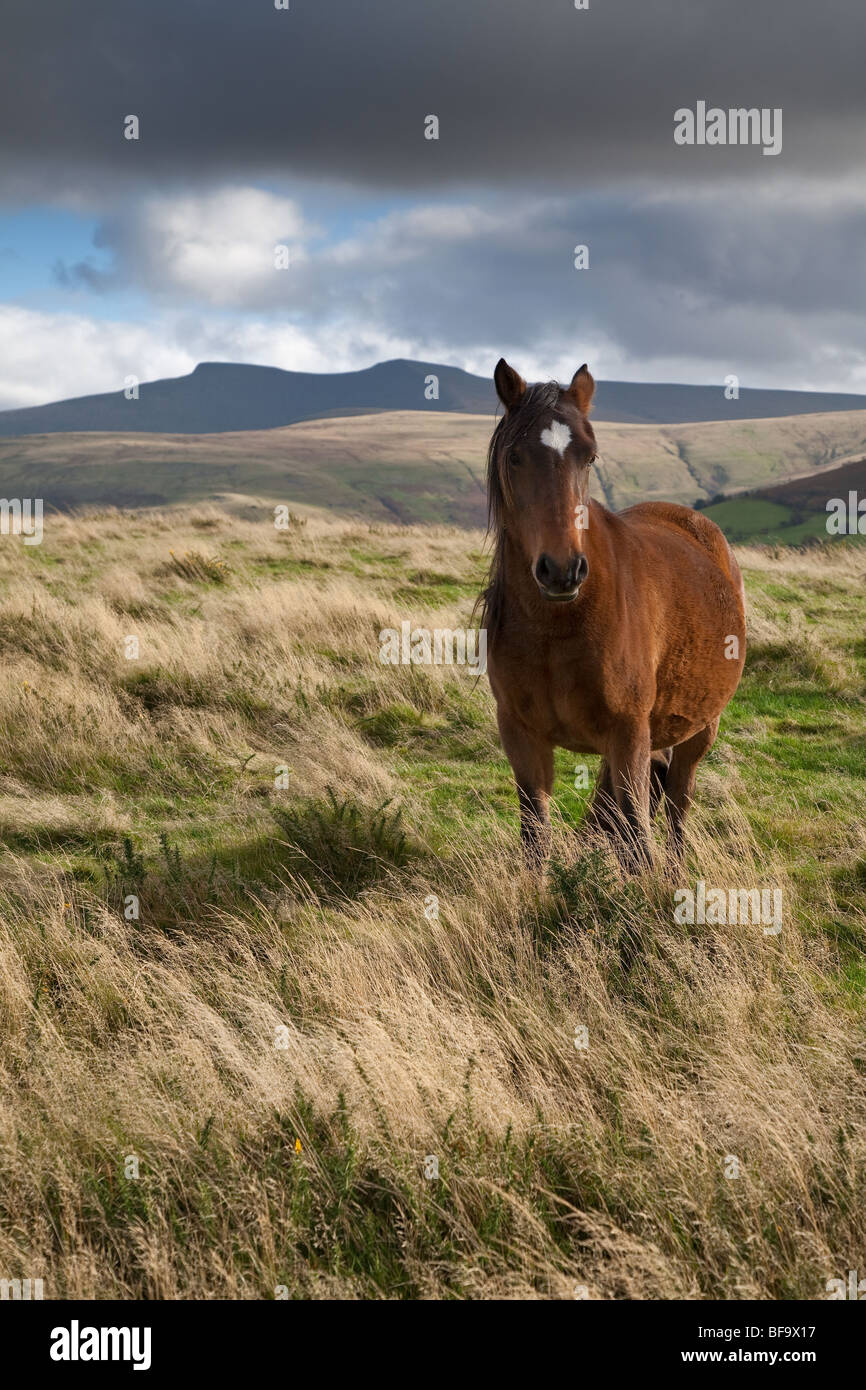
[620,501,745,608]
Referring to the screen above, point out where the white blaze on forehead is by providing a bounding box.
[540,420,572,456]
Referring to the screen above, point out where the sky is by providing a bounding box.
[0,0,864,410]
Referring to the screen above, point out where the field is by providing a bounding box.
[2,405,866,525]
[702,456,866,545]
[1,506,865,1299]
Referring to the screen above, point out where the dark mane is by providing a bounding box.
[478,381,568,641]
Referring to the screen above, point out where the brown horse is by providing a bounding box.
[483,358,746,869]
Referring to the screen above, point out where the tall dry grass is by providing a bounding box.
[0,508,863,1298]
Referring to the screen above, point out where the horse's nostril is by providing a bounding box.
[535,553,555,587]
[562,555,586,589]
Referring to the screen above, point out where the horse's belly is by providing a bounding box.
[649,712,707,748]
[650,652,744,747]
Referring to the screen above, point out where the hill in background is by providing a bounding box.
[2,358,866,436]
[2,408,866,526]
[701,455,866,545]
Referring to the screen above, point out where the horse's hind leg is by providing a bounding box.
[649,748,672,819]
[583,759,619,839]
[665,719,719,855]
[585,751,666,840]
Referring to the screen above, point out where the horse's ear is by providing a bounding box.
[566,363,595,415]
[494,358,526,412]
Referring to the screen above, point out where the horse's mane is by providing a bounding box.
[477,381,564,642]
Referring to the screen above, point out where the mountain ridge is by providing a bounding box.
[2,358,866,436]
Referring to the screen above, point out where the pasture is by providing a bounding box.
[0,506,864,1298]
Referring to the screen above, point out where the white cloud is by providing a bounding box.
[0,305,416,410]
[64,187,315,307]
[7,178,866,406]
[0,307,195,408]
[139,187,312,305]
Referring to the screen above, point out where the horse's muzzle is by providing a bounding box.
[534,551,588,601]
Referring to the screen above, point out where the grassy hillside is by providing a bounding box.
[700,497,827,546]
[702,456,866,545]
[0,509,865,1299]
[3,407,866,525]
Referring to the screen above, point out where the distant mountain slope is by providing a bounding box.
[700,455,866,545]
[3,408,866,526]
[0,361,490,438]
[1,359,866,436]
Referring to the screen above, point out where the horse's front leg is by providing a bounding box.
[497,711,554,867]
[607,727,654,871]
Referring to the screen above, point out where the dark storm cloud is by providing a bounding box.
[4,0,866,397]
[1,0,865,197]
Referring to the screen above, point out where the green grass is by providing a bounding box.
[702,497,866,546]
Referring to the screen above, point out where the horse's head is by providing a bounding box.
[490,359,597,602]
